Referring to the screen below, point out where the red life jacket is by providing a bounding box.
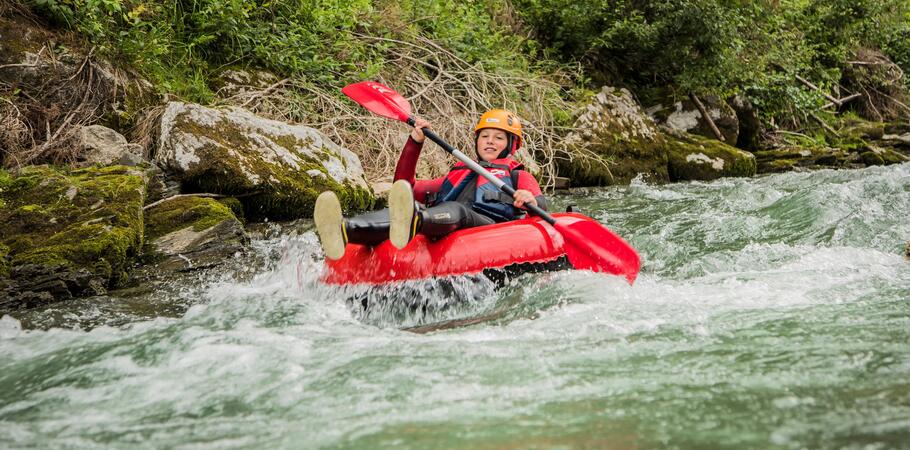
[433,158,524,222]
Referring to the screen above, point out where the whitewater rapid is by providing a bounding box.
[2,164,908,449]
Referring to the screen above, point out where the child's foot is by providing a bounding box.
[314,191,347,260]
[389,180,420,249]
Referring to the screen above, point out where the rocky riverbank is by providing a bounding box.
[1,9,909,311]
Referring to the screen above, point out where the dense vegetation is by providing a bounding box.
[28,0,543,102]
[516,0,910,122]
[17,0,910,163]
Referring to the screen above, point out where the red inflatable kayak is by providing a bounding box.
[322,213,640,285]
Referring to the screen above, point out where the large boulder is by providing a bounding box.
[560,87,669,185]
[137,196,247,276]
[156,102,374,221]
[0,166,146,309]
[648,96,739,147]
[665,132,756,181]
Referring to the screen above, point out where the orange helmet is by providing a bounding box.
[474,109,523,153]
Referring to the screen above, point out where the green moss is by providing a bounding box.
[838,117,885,141]
[0,169,11,188]
[880,148,909,165]
[145,196,238,241]
[753,145,854,173]
[559,130,669,186]
[217,197,245,224]
[0,243,9,278]
[855,146,906,167]
[0,165,146,289]
[556,87,672,186]
[665,133,756,181]
[759,158,798,173]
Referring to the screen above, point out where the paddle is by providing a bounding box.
[342,81,641,284]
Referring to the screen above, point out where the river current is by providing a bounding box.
[2,164,909,449]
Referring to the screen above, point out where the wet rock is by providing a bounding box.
[664,131,756,181]
[0,166,146,309]
[155,101,375,221]
[648,96,739,147]
[560,86,669,185]
[75,125,145,167]
[136,196,247,277]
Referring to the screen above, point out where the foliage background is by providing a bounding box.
[17,0,910,178]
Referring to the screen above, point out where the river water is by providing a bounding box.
[2,164,909,449]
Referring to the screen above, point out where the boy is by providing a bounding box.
[315,109,547,260]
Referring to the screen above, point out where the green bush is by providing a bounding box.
[514,0,910,125]
[28,0,381,99]
[24,0,550,99]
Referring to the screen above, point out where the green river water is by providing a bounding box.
[2,164,909,449]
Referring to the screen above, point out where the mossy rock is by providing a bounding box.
[156,102,375,221]
[665,133,756,181]
[753,147,851,173]
[0,165,146,306]
[760,158,799,173]
[139,196,247,276]
[559,86,669,185]
[858,145,909,166]
[145,196,238,241]
[860,151,885,166]
[217,197,245,224]
[0,243,10,279]
[881,123,910,150]
[839,118,885,141]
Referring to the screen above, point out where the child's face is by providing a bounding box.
[476,128,509,161]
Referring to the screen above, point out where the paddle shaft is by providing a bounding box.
[411,121,556,226]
